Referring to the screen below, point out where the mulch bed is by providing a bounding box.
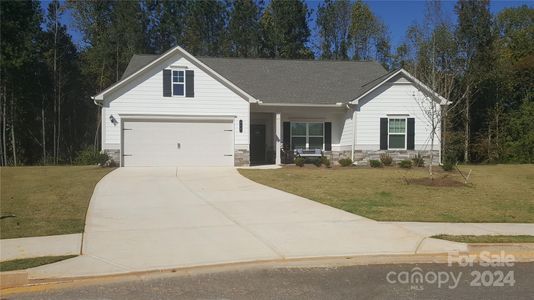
[406,176,465,187]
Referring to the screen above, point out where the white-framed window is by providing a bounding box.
[388,118,407,150]
[291,122,324,150]
[172,70,185,96]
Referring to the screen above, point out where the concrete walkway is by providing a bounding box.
[0,234,81,262]
[21,167,534,280]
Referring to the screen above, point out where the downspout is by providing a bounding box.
[347,102,357,162]
[92,96,104,152]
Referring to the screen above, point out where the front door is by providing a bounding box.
[250,124,266,164]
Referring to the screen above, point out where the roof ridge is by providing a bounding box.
[199,56,380,64]
[130,53,381,64]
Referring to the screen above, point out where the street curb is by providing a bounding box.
[0,270,28,289]
[2,246,534,295]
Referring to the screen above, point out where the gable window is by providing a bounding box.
[388,118,406,149]
[291,122,324,150]
[172,70,185,96]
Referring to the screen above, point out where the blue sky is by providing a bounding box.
[43,0,532,53]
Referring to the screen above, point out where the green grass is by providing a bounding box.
[0,255,77,272]
[239,164,534,223]
[1,166,114,239]
[433,235,534,243]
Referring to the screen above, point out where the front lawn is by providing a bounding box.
[0,255,77,272]
[432,235,534,243]
[1,166,114,239]
[239,164,534,223]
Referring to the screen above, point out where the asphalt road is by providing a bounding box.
[6,262,534,300]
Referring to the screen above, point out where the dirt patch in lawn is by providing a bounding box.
[406,176,465,187]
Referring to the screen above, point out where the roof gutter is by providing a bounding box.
[91,96,102,107]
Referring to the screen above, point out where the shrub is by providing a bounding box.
[412,152,425,167]
[312,157,322,167]
[441,152,457,171]
[441,161,454,171]
[75,148,110,166]
[398,160,412,169]
[320,156,331,168]
[338,158,353,167]
[294,156,305,167]
[369,160,382,168]
[379,153,393,166]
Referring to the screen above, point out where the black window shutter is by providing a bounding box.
[380,118,388,150]
[283,122,290,150]
[185,70,194,97]
[324,122,332,151]
[407,118,415,150]
[163,69,171,97]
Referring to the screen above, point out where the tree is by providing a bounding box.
[505,100,534,163]
[182,0,227,56]
[349,0,390,66]
[0,0,42,166]
[316,0,351,60]
[227,0,263,57]
[42,0,86,163]
[110,0,149,81]
[260,0,312,59]
[145,0,188,54]
[454,0,493,163]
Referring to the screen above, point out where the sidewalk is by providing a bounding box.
[2,222,532,280]
[0,234,82,262]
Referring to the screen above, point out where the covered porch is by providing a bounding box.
[249,103,351,166]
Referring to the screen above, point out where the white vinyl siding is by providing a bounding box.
[102,55,249,150]
[354,76,440,151]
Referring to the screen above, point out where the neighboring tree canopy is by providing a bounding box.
[260,0,312,58]
[317,0,351,60]
[228,0,263,57]
[0,0,532,165]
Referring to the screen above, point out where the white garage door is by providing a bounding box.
[122,119,234,167]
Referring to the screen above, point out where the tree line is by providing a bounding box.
[0,0,532,166]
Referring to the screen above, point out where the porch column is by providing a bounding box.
[275,112,281,165]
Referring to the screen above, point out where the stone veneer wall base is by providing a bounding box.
[103,149,120,164]
[234,149,250,166]
[326,150,440,166]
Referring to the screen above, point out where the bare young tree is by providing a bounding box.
[413,78,449,180]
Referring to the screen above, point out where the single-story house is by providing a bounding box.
[92,46,448,167]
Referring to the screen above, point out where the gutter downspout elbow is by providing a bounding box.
[92,96,103,107]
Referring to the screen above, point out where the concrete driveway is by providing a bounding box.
[29,167,465,279]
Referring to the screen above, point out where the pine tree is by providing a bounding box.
[183,0,227,56]
[227,0,262,57]
[260,0,312,59]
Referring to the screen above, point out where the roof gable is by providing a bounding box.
[93,46,257,102]
[352,69,450,105]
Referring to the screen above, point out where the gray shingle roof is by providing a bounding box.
[121,54,388,104]
[121,54,159,79]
